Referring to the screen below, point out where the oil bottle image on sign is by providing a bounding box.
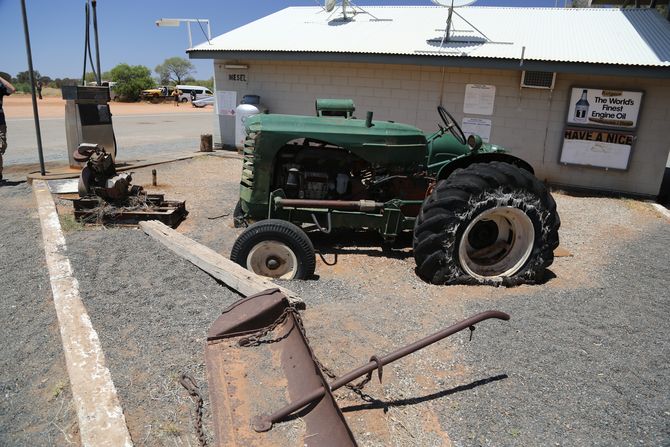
[574,89,589,123]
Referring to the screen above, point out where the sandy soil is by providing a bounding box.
[3,95,211,119]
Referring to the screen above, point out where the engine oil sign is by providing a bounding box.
[566,88,643,129]
[560,127,635,170]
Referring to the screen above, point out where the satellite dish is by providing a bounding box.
[325,0,337,13]
[431,0,476,6]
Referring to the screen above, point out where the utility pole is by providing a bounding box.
[20,0,46,176]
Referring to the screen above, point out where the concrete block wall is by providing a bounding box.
[213,59,670,196]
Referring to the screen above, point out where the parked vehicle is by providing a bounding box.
[140,86,170,103]
[230,99,560,285]
[176,85,213,103]
[192,95,215,108]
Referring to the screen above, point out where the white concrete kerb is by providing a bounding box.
[32,180,133,447]
[650,202,670,221]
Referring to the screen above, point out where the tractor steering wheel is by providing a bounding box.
[437,105,466,145]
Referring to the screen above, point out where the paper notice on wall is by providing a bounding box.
[216,91,237,116]
[462,117,492,143]
[463,84,496,115]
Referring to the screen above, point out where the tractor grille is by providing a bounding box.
[241,131,258,188]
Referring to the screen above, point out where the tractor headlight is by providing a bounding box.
[467,134,483,152]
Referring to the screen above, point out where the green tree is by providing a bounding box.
[109,63,154,101]
[84,71,97,84]
[16,70,41,84]
[194,78,214,91]
[155,57,195,85]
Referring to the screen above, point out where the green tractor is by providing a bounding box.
[230,99,560,285]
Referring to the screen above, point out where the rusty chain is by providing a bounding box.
[179,373,208,447]
[237,307,295,347]
[239,304,375,400]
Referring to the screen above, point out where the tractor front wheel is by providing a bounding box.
[231,219,316,280]
[413,162,560,285]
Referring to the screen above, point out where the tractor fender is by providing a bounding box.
[436,153,534,181]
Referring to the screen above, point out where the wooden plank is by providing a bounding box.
[74,199,187,228]
[139,220,304,308]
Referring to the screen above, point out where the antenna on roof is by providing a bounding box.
[325,0,337,13]
[419,0,512,54]
[432,0,477,45]
[322,0,391,22]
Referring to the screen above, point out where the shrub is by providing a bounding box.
[109,63,155,101]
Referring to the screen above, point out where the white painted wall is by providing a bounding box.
[212,59,670,197]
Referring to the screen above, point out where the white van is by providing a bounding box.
[176,85,213,103]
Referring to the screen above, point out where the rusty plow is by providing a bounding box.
[205,289,510,446]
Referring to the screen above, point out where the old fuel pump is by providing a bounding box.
[63,0,117,169]
[62,85,117,168]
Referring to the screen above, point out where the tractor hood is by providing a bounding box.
[424,131,508,174]
[246,113,427,166]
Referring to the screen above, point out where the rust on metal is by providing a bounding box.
[72,193,187,228]
[275,198,384,212]
[254,310,510,432]
[207,288,287,340]
[205,289,357,447]
[369,355,383,383]
[205,289,510,446]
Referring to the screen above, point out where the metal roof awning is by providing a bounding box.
[189,6,670,78]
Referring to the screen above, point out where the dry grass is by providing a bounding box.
[59,214,85,233]
[160,422,182,437]
[51,380,67,400]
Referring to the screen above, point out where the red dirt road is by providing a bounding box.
[3,95,211,119]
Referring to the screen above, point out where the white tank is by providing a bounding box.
[235,95,265,150]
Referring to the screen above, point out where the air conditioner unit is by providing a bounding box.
[520,71,556,90]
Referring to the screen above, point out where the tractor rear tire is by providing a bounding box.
[231,219,316,280]
[413,161,560,285]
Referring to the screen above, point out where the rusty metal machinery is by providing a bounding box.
[75,143,138,201]
[71,143,188,227]
[205,289,510,446]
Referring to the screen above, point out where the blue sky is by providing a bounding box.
[1,0,561,80]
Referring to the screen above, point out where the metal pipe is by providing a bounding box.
[365,111,373,127]
[187,21,193,48]
[254,310,510,432]
[276,198,384,212]
[92,0,102,85]
[20,0,45,176]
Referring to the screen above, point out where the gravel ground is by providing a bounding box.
[70,157,670,446]
[64,228,242,446]
[13,154,668,446]
[279,195,670,447]
[0,180,79,446]
[448,223,670,447]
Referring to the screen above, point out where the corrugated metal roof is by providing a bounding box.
[190,6,670,67]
